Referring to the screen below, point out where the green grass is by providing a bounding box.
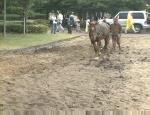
[0,33,77,50]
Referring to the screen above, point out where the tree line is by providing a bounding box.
[0,0,149,36]
[0,0,149,17]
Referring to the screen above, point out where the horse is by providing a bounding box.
[88,21,110,56]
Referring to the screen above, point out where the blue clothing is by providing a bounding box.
[51,23,57,34]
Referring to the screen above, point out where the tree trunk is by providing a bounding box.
[3,0,6,37]
[23,15,26,35]
[23,9,27,35]
[102,11,105,18]
[86,11,89,19]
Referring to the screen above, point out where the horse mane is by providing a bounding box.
[95,21,110,36]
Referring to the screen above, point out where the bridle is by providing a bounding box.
[89,22,98,41]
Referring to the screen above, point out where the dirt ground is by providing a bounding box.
[0,34,150,111]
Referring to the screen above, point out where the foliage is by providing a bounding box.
[33,19,49,26]
[0,0,149,26]
[0,0,3,13]
[0,23,49,33]
[28,13,47,19]
[0,14,22,20]
[27,24,49,33]
[0,24,23,33]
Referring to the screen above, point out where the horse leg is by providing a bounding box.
[117,35,121,50]
[103,36,108,50]
[90,38,97,54]
[90,39,94,46]
[93,42,98,54]
[99,39,102,49]
[96,37,101,56]
[105,35,110,55]
[112,36,117,50]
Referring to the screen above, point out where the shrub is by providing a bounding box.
[33,19,49,26]
[0,14,22,21]
[0,24,23,33]
[0,24,49,33]
[27,24,49,33]
[0,24,3,32]
[28,13,47,20]
[7,6,23,15]
[7,24,23,33]
[0,13,47,21]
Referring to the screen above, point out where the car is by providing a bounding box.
[105,11,150,33]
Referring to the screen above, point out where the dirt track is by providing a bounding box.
[0,34,150,111]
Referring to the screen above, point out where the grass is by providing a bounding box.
[0,33,77,50]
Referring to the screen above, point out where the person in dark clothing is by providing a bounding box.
[110,18,122,50]
[67,13,75,34]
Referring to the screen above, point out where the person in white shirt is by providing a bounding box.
[85,18,90,32]
[75,17,81,32]
[57,11,64,32]
[51,14,57,34]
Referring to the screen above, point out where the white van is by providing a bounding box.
[105,11,150,33]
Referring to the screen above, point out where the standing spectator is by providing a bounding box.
[125,12,137,33]
[110,18,122,50]
[57,11,64,32]
[50,14,57,34]
[85,18,90,32]
[67,12,75,34]
[76,17,81,32]
[49,12,57,34]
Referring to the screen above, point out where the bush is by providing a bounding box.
[0,24,23,33]
[7,6,23,15]
[28,13,47,20]
[0,24,49,33]
[0,24,3,32]
[33,19,49,26]
[0,14,22,21]
[27,24,49,33]
[0,13,47,21]
[24,19,49,27]
[7,24,23,33]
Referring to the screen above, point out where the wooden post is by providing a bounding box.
[23,16,26,35]
[3,0,6,37]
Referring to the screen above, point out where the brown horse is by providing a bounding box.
[89,21,110,56]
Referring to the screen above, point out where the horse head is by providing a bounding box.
[89,21,97,32]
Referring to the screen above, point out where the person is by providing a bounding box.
[56,11,64,32]
[67,13,75,34]
[85,18,90,32]
[75,17,81,32]
[125,12,137,33]
[50,13,57,34]
[110,18,122,50]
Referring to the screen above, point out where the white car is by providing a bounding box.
[105,11,150,33]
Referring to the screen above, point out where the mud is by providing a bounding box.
[0,34,150,111]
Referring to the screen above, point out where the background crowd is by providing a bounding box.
[49,11,81,34]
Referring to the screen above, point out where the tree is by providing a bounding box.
[0,1,3,14]
[125,0,145,10]
[20,0,33,34]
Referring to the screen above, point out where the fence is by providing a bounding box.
[0,110,150,115]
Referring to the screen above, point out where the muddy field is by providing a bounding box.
[0,34,150,111]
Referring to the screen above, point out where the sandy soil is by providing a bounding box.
[0,34,150,111]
